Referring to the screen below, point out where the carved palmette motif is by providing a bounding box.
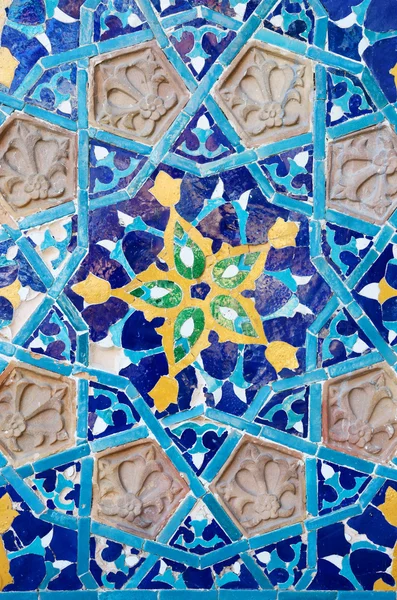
[214,41,312,147]
[89,41,189,145]
[0,115,77,217]
[211,438,305,536]
[327,124,397,223]
[92,440,189,539]
[323,364,397,462]
[0,363,76,466]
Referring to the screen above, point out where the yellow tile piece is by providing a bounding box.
[390,63,397,90]
[0,0,12,33]
[0,278,21,309]
[265,341,299,373]
[0,493,18,591]
[72,273,111,305]
[0,48,19,89]
[149,171,182,207]
[268,218,299,249]
[378,486,397,527]
[378,276,397,304]
[148,374,178,411]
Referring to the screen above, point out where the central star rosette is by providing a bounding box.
[109,172,300,411]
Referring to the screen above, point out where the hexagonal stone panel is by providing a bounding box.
[89,41,190,146]
[92,439,189,539]
[327,123,397,224]
[323,363,397,463]
[0,114,77,218]
[214,41,313,148]
[211,437,306,537]
[0,362,76,467]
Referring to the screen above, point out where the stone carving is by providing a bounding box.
[323,364,397,462]
[89,41,189,145]
[211,437,305,537]
[214,41,312,148]
[92,440,189,539]
[0,115,77,217]
[0,363,76,466]
[327,124,397,224]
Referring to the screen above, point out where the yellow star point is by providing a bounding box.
[72,273,111,305]
[148,375,179,411]
[149,171,182,207]
[268,218,299,249]
[265,341,299,373]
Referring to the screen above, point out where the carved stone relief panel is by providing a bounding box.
[0,362,76,466]
[327,124,397,224]
[89,41,190,146]
[323,364,397,462]
[92,440,189,539]
[210,437,306,537]
[0,114,77,218]
[214,41,313,148]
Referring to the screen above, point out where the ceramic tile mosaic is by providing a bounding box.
[1,0,397,598]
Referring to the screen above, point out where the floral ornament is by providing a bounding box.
[0,120,70,210]
[215,442,303,535]
[2,412,26,440]
[221,47,306,136]
[330,126,397,220]
[98,48,177,139]
[0,493,18,591]
[110,171,300,411]
[0,367,69,454]
[95,441,188,538]
[327,370,397,457]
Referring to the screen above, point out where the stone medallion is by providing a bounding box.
[0,362,76,466]
[327,123,397,224]
[211,436,306,537]
[323,363,397,463]
[0,114,77,218]
[214,40,313,148]
[92,439,189,539]
[89,41,190,146]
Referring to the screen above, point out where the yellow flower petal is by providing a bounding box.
[0,279,21,309]
[149,171,182,207]
[265,341,299,373]
[268,218,299,249]
[0,48,18,88]
[378,486,397,527]
[148,375,178,412]
[72,273,111,305]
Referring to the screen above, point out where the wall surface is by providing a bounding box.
[0,0,396,597]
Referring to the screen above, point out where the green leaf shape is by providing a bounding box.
[210,295,258,338]
[174,222,206,280]
[174,307,205,363]
[130,280,182,308]
[212,252,260,289]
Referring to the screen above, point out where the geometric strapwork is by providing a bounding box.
[1,0,397,595]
